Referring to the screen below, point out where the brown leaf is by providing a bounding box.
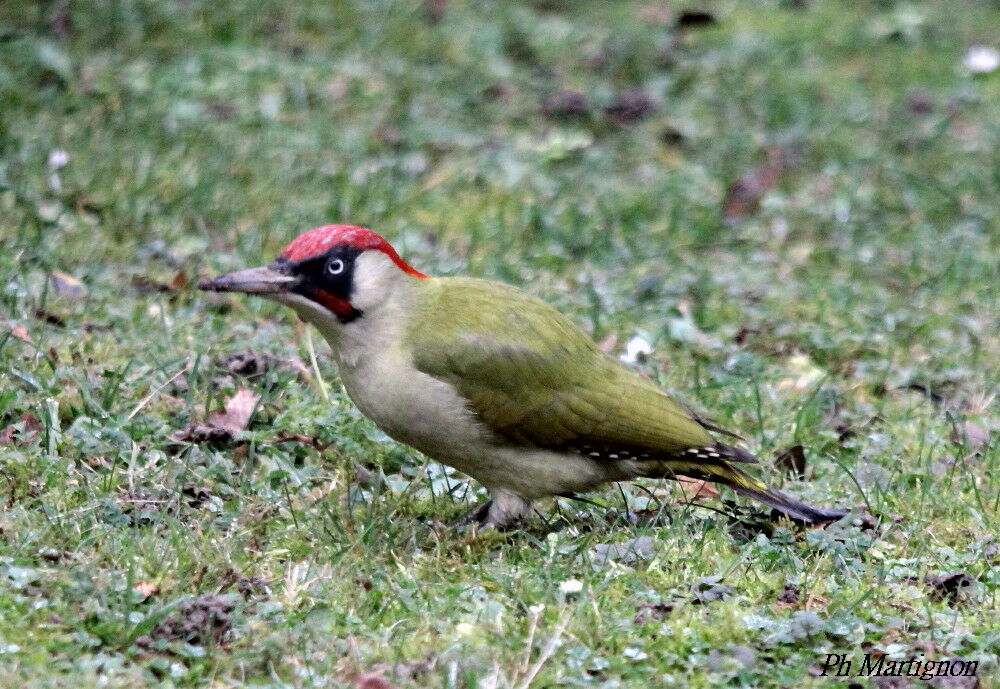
[49,270,86,299]
[675,476,720,502]
[722,146,800,223]
[605,88,658,124]
[774,444,807,479]
[373,123,404,148]
[634,601,674,624]
[907,89,934,114]
[207,388,258,435]
[274,431,331,451]
[541,90,590,119]
[133,581,159,600]
[354,673,399,689]
[205,101,236,120]
[0,412,43,445]
[134,594,234,648]
[951,421,988,450]
[925,571,974,603]
[482,82,512,102]
[169,268,189,291]
[424,0,447,24]
[49,7,73,37]
[10,324,33,344]
[804,592,829,610]
[170,388,259,444]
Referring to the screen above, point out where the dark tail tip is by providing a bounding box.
[730,484,847,525]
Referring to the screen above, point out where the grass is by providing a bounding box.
[1,0,998,686]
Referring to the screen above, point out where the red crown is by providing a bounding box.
[280,225,427,278]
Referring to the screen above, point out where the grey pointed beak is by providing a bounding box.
[198,265,296,294]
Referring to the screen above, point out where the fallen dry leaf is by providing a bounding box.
[774,445,807,479]
[354,673,399,689]
[205,100,236,120]
[169,268,189,291]
[133,581,159,600]
[10,324,33,344]
[134,594,235,648]
[722,145,800,223]
[274,431,331,451]
[208,388,254,435]
[207,388,258,435]
[0,412,43,445]
[907,89,934,114]
[925,570,974,604]
[804,592,829,610]
[541,90,590,119]
[605,88,658,124]
[170,388,260,444]
[675,475,721,502]
[951,421,988,450]
[424,0,447,24]
[634,601,674,624]
[49,270,86,299]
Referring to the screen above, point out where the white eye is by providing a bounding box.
[326,258,345,275]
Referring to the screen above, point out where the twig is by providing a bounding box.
[125,359,190,420]
[515,608,570,689]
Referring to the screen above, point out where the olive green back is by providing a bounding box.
[407,278,715,454]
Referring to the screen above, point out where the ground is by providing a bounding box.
[0,0,998,687]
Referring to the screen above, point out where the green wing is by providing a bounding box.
[408,278,716,455]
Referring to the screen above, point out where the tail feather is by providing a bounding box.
[727,482,847,524]
[656,457,846,525]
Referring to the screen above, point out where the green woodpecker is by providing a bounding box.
[200,225,846,529]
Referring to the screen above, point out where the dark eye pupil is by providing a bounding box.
[327,259,344,275]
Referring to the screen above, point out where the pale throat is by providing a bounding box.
[277,251,413,368]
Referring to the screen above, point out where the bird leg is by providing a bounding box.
[455,490,531,530]
[455,499,494,528]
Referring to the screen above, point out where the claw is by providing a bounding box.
[454,499,494,530]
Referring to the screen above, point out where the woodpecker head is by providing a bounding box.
[199,225,427,327]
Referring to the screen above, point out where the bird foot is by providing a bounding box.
[454,499,495,530]
[453,492,532,532]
